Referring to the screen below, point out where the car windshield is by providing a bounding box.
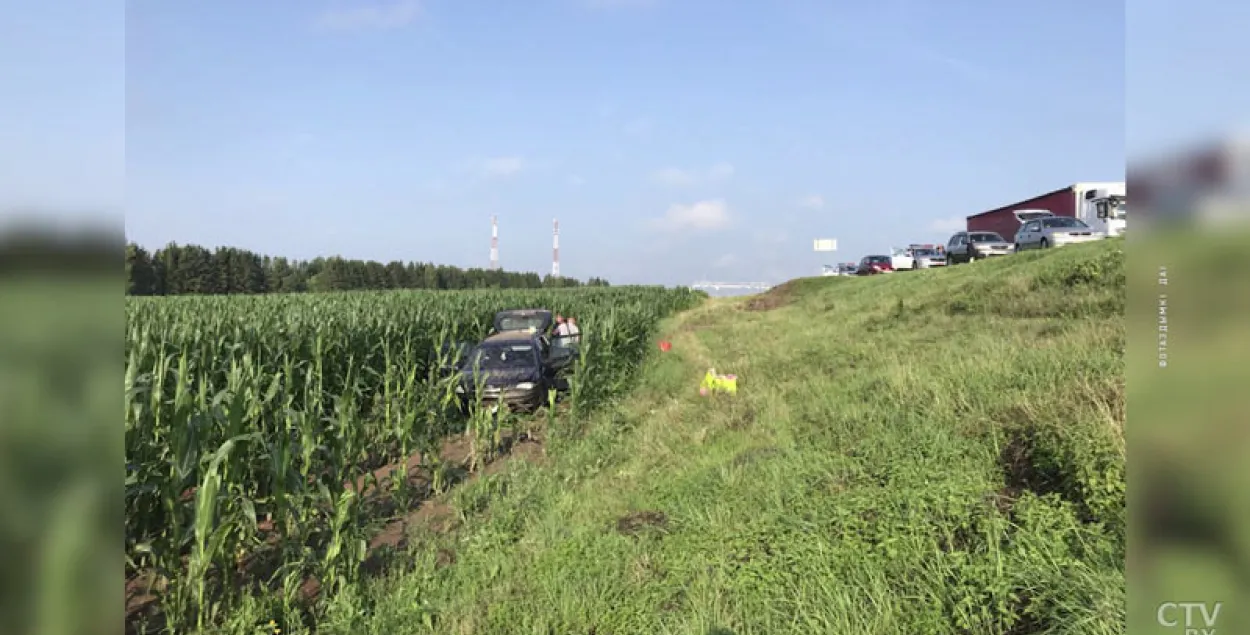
[497,315,546,332]
[912,249,939,257]
[1042,217,1089,229]
[466,344,536,370]
[867,256,890,263]
[969,233,1004,243]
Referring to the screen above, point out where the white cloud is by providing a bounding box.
[650,162,735,186]
[797,194,824,209]
[652,199,731,232]
[928,216,966,233]
[713,253,737,268]
[314,0,421,31]
[482,156,524,177]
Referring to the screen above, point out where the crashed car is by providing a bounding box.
[455,331,576,412]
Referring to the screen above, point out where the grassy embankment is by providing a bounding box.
[260,241,1128,635]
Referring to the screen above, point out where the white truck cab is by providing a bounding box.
[1082,188,1126,237]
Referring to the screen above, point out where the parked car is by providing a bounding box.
[455,331,576,412]
[856,255,894,275]
[838,262,858,276]
[909,247,947,269]
[1013,216,1105,250]
[945,231,1014,263]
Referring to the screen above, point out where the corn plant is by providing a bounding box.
[124,286,703,632]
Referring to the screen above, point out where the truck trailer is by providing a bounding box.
[966,182,1126,242]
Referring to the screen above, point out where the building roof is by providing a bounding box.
[966,185,1075,220]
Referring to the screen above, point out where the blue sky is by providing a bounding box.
[3,0,1245,285]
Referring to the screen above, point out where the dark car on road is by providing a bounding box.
[945,231,1014,263]
[455,331,575,412]
[856,255,894,275]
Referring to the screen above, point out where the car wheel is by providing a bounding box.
[1014,243,1020,252]
[1040,237,1050,249]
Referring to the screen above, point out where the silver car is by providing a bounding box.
[1014,216,1105,250]
[946,231,1014,264]
[909,247,946,269]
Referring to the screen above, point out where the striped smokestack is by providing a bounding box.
[552,218,560,277]
[490,215,499,270]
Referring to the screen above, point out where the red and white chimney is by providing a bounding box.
[490,215,499,270]
[552,218,560,277]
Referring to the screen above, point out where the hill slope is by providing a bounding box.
[288,242,1127,635]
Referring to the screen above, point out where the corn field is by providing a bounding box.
[124,286,703,633]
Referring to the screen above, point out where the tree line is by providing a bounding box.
[125,242,610,296]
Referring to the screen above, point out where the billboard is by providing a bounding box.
[812,238,837,252]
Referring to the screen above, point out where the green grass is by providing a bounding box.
[222,241,1127,635]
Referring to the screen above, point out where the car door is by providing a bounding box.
[1015,221,1038,248]
[540,340,574,390]
[947,233,966,262]
[889,247,908,269]
[1038,218,1062,244]
[1029,220,1046,246]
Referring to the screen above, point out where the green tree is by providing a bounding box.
[125,243,156,295]
[124,240,610,295]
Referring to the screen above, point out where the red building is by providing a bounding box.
[965,186,1078,240]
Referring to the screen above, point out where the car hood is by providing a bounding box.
[459,367,539,386]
